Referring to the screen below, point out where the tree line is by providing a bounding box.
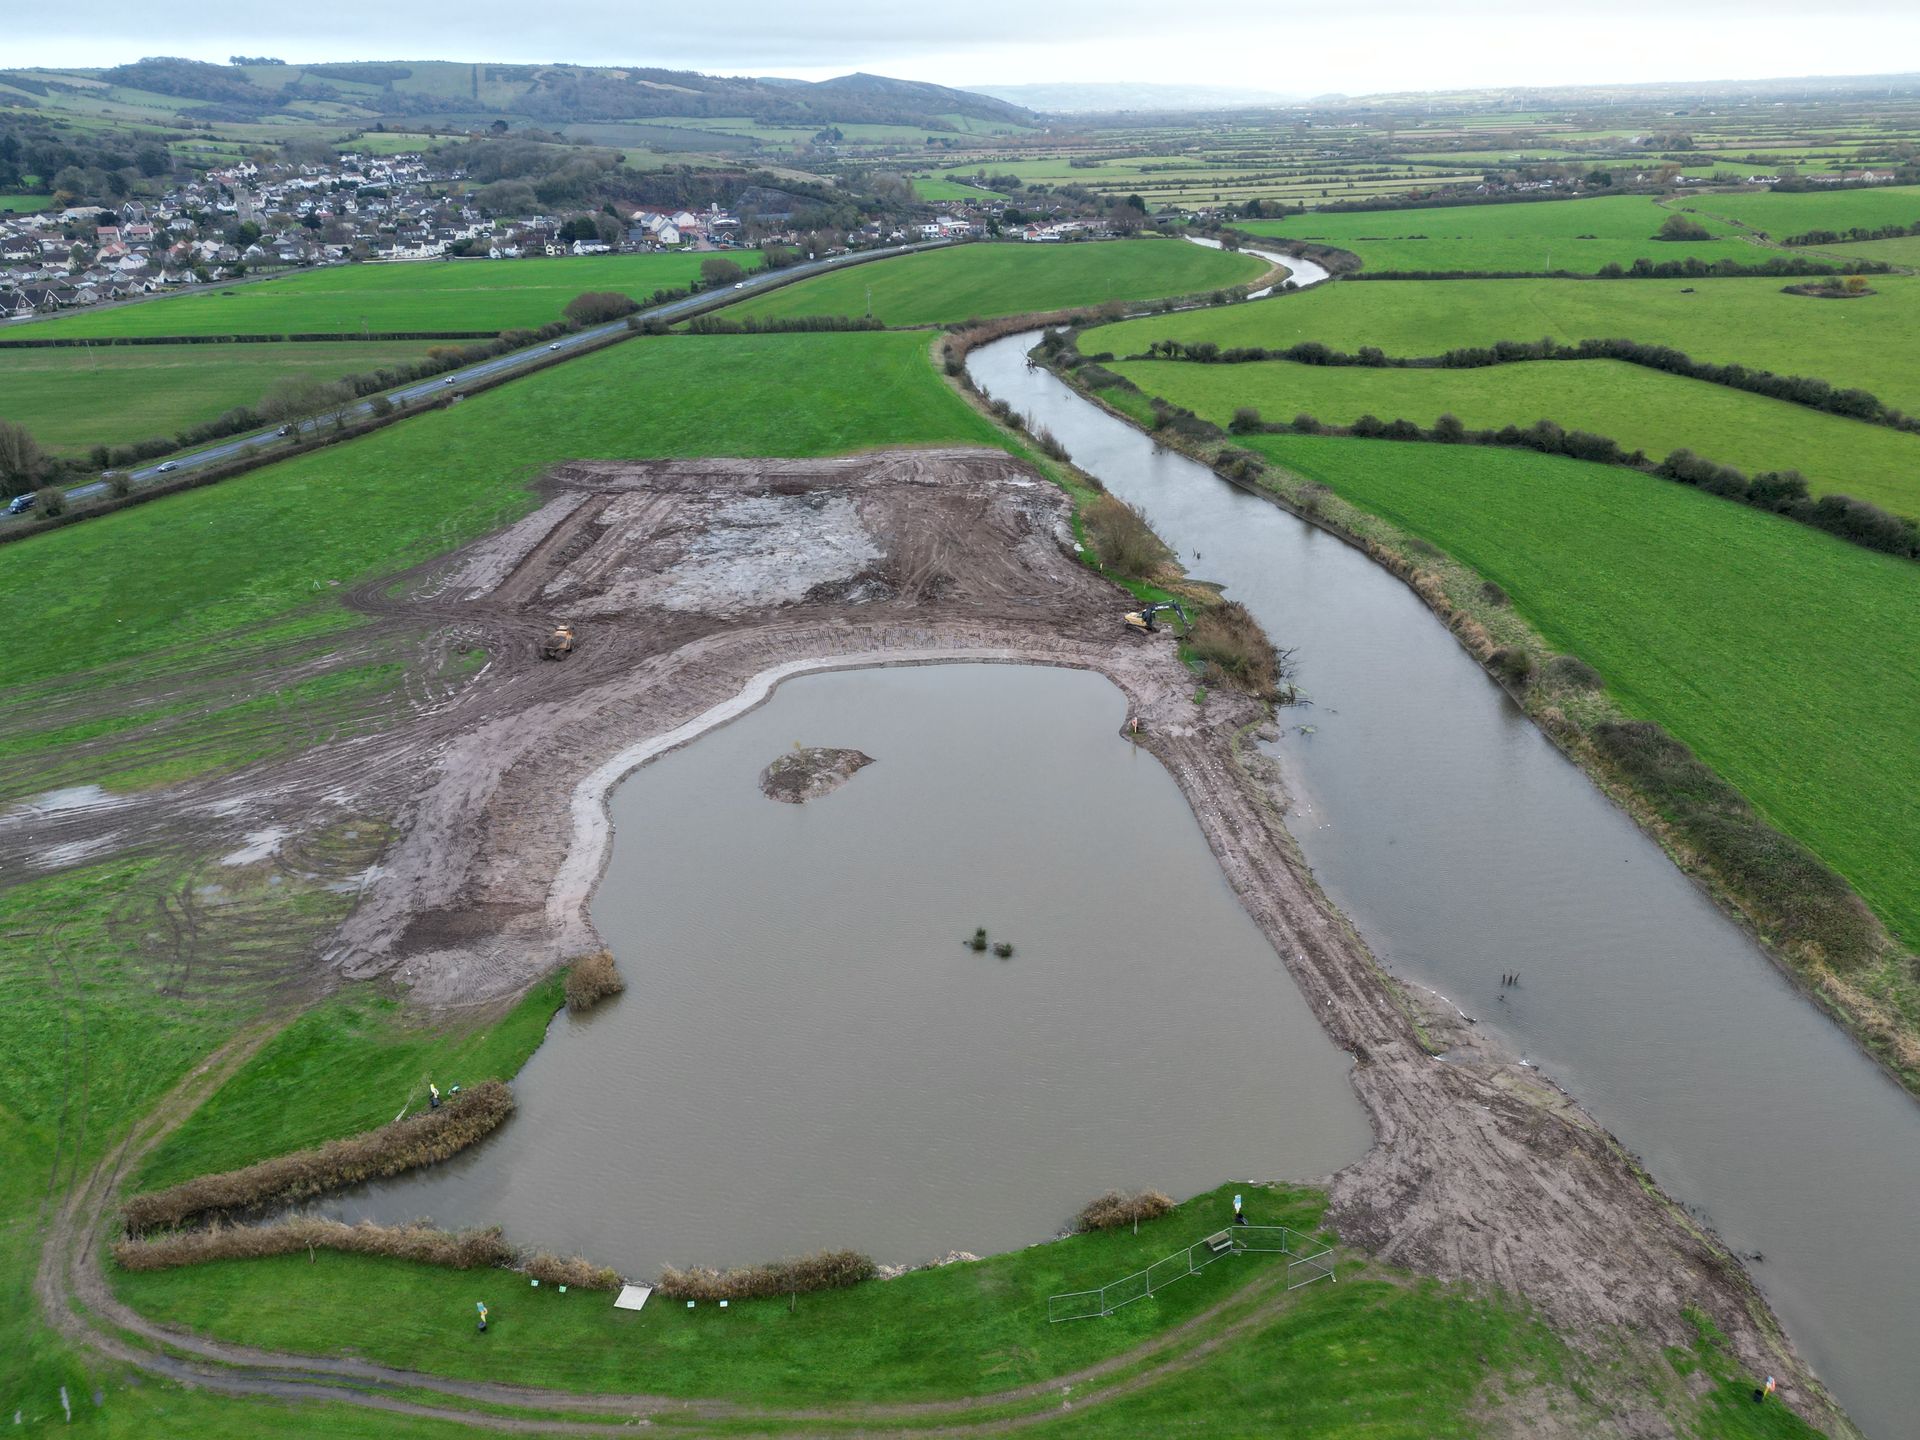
[1126,334,1920,434]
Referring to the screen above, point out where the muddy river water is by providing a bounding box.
[334,663,1370,1278]
[968,325,1920,1438]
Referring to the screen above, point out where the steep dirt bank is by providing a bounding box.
[19,449,1848,1434]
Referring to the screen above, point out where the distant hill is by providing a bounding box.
[8,58,1034,131]
[967,82,1305,114]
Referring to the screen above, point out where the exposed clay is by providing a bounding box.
[758,746,875,804]
[10,449,1848,1435]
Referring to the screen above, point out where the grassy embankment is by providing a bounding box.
[1239,193,1757,272]
[726,238,1266,327]
[6,252,750,339]
[1081,275,1920,416]
[0,341,438,454]
[1113,355,1920,516]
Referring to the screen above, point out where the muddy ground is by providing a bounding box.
[9,448,1845,1435]
[759,746,875,804]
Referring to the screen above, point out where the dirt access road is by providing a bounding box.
[14,448,1848,1435]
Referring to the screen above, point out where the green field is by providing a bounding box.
[912,175,1008,201]
[1240,195,1759,272]
[727,240,1266,327]
[0,341,435,452]
[6,253,754,340]
[0,192,51,213]
[1241,434,1920,947]
[1802,233,1920,268]
[0,331,1004,688]
[1117,356,1920,515]
[1082,275,1920,417]
[1684,183,1920,238]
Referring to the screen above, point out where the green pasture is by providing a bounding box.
[913,175,1007,201]
[0,341,435,453]
[1081,275,1920,417]
[1116,356,1920,515]
[728,240,1265,327]
[0,331,1005,688]
[1685,183,1920,238]
[6,253,754,340]
[1801,234,1920,269]
[138,976,566,1190]
[0,192,51,213]
[1241,433,1920,947]
[1240,194,1757,272]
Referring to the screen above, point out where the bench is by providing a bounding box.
[1204,1230,1235,1255]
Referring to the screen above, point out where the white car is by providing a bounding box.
[548,342,562,350]
[733,282,746,289]
[443,377,455,385]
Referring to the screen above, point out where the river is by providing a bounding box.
[966,320,1920,1438]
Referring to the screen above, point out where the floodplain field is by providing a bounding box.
[1116,355,1920,515]
[5,252,750,339]
[1,330,1005,687]
[1082,275,1920,417]
[1240,194,1758,272]
[1682,182,1920,237]
[0,340,436,453]
[726,238,1266,326]
[1237,432,1920,953]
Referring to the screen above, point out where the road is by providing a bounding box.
[6,240,947,521]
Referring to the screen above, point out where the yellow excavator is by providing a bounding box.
[1123,601,1189,636]
[541,624,575,660]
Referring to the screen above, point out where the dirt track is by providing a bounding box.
[13,449,1849,1435]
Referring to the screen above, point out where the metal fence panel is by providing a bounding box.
[1049,1223,1333,1320]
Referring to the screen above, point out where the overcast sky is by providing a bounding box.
[10,2,1920,98]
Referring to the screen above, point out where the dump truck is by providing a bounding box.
[541,625,575,660]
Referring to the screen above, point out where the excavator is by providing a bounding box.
[1123,601,1189,636]
[541,624,575,660]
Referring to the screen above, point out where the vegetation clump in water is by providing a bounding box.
[759,745,875,804]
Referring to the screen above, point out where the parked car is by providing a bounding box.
[5,493,36,516]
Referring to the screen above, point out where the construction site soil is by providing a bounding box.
[12,449,1843,1434]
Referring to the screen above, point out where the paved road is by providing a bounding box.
[6,240,947,522]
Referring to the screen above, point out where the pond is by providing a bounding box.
[330,663,1370,1275]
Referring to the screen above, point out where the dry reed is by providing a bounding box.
[1075,1189,1174,1231]
[122,1080,515,1235]
[656,1249,875,1301]
[564,950,626,1013]
[113,1217,513,1272]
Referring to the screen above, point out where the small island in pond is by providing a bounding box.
[758,746,875,804]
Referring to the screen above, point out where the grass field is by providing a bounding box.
[1239,434,1920,947]
[1081,276,1920,416]
[0,191,51,213]
[1240,195,1758,272]
[1117,356,1920,515]
[5,252,754,340]
[1684,183,1920,238]
[912,175,1007,201]
[726,239,1266,327]
[0,331,1007,688]
[0,341,436,453]
[137,976,566,1190]
[1801,233,1920,269]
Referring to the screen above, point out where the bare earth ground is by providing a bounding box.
[8,449,1848,1435]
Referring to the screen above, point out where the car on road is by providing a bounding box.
[548,343,561,350]
[733,282,746,289]
[277,425,293,436]
[5,493,36,516]
[156,462,178,473]
[443,377,455,385]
